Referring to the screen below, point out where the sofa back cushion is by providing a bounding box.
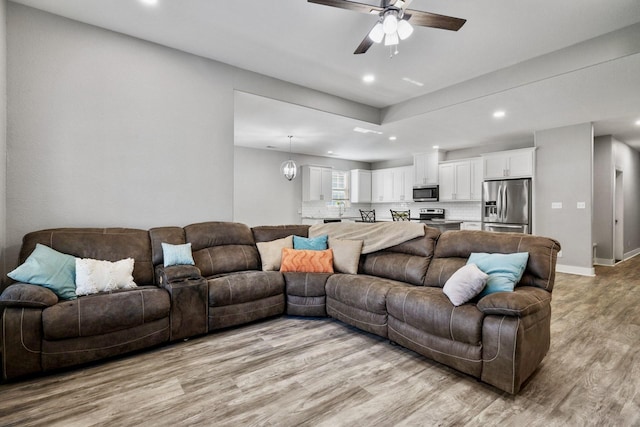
[426,230,561,292]
[251,225,310,243]
[359,227,440,286]
[149,227,187,266]
[19,228,155,285]
[184,222,260,277]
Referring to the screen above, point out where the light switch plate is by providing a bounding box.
[551,202,563,209]
[577,202,586,209]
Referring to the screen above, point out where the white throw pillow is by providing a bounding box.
[443,263,488,306]
[328,238,363,274]
[256,235,293,271]
[75,258,137,296]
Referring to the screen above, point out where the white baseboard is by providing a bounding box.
[594,258,615,266]
[556,264,595,276]
[624,248,640,260]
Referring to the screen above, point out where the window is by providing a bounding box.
[330,170,350,206]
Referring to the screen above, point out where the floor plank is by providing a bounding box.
[1,255,640,426]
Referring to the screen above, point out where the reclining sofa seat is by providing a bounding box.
[325,227,441,337]
[388,230,560,394]
[1,228,171,380]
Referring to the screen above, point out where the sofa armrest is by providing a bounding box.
[0,284,59,308]
[155,265,208,340]
[157,265,202,285]
[477,286,551,317]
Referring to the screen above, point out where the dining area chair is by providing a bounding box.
[390,209,411,221]
[359,209,376,222]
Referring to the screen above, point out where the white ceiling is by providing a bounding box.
[12,0,640,162]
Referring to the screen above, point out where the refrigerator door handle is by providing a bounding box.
[503,184,508,221]
[497,184,502,220]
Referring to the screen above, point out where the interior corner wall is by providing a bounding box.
[6,4,236,268]
[593,135,614,262]
[0,0,7,285]
[233,146,369,227]
[613,137,640,258]
[534,122,594,275]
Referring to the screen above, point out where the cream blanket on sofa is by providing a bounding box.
[308,222,425,254]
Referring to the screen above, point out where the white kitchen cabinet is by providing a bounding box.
[392,166,413,202]
[302,166,332,202]
[413,151,444,186]
[483,148,535,179]
[371,166,412,203]
[350,169,371,203]
[438,160,472,201]
[470,158,483,201]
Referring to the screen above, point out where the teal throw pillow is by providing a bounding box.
[162,242,195,267]
[293,235,328,251]
[467,252,529,298]
[7,243,77,300]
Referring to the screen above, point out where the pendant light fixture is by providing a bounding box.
[281,135,297,181]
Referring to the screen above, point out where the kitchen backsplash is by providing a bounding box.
[301,201,482,221]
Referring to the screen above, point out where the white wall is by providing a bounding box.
[233,146,369,227]
[535,123,594,275]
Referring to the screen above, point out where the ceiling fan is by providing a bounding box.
[308,0,466,55]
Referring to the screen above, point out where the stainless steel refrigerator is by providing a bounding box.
[482,178,531,234]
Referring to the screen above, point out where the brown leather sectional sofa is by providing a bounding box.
[0,221,560,394]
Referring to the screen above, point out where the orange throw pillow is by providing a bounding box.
[280,248,334,273]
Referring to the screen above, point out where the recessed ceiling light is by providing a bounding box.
[140,0,158,5]
[635,119,640,126]
[362,74,375,84]
[493,110,506,118]
[353,126,383,135]
[389,136,397,141]
[402,77,424,87]
[433,145,440,149]
[327,151,334,154]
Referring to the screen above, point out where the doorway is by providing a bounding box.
[614,169,624,263]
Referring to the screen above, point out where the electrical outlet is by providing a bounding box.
[551,202,563,209]
[557,250,563,258]
[577,202,586,209]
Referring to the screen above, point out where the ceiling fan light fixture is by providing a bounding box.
[368,22,385,43]
[382,13,398,35]
[397,19,414,40]
[384,32,399,46]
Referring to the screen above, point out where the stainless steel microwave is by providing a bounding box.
[413,185,439,202]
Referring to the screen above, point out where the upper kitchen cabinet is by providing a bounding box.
[371,166,413,203]
[482,148,536,179]
[350,169,371,203]
[302,165,333,202]
[438,158,483,201]
[413,151,444,186]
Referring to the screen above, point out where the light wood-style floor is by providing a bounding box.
[1,256,639,427]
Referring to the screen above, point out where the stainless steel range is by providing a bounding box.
[419,208,445,221]
[418,208,462,231]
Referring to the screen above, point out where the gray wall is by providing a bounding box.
[234,146,369,227]
[613,137,640,257]
[0,0,6,281]
[535,123,594,274]
[5,3,376,274]
[593,135,640,263]
[593,136,614,261]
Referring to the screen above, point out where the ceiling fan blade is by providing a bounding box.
[354,33,375,54]
[307,0,382,15]
[404,9,466,31]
